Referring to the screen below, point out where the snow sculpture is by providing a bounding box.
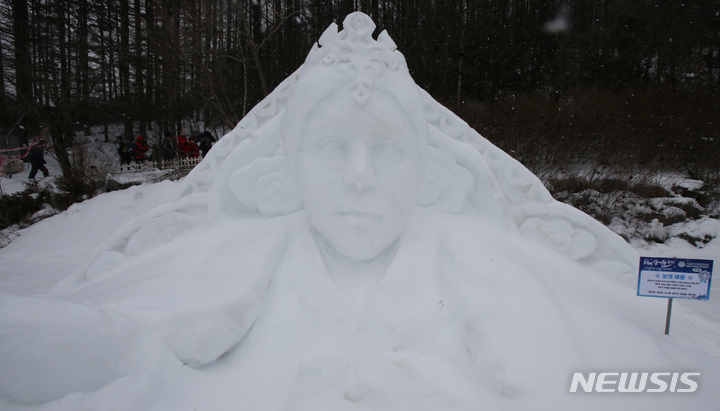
[3,12,663,411]
[55,14,637,295]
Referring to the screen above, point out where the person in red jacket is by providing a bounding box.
[177,133,200,159]
[132,135,149,162]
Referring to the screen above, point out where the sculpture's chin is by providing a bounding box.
[323,232,389,261]
[308,222,393,261]
[307,208,414,261]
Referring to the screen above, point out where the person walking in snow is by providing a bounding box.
[27,140,49,179]
[162,133,175,161]
[132,135,149,163]
[199,132,213,158]
[117,137,132,165]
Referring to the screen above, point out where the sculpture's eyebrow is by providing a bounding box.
[313,136,346,146]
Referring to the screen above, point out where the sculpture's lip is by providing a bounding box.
[337,210,383,222]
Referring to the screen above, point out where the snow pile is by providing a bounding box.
[0,12,718,410]
[0,182,718,410]
[0,180,180,293]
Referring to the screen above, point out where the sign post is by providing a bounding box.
[637,257,713,335]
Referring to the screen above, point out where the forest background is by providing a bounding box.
[0,0,719,207]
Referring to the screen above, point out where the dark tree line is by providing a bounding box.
[1,0,719,179]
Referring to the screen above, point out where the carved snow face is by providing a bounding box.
[296,90,424,260]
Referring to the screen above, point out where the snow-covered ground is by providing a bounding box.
[0,180,180,293]
[2,92,719,411]
[2,121,718,410]
[0,177,718,409]
[0,154,62,196]
[3,129,717,409]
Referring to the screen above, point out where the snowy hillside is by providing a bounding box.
[1,176,719,410]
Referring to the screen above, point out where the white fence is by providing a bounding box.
[113,157,202,174]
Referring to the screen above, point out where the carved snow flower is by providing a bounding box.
[229,157,301,217]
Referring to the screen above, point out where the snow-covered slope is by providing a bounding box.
[0,180,180,293]
[0,178,718,410]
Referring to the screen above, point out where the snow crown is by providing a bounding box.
[303,12,405,106]
[280,12,428,166]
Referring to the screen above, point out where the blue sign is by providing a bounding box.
[637,257,713,301]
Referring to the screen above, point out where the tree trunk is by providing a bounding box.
[121,0,133,140]
[78,0,91,136]
[0,31,6,114]
[78,0,89,100]
[135,0,146,137]
[145,0,155,135]
[239,0,269,96]
[12,0,31,146]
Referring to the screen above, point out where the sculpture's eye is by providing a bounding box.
[376,141,405,160]
[315,138,346,154]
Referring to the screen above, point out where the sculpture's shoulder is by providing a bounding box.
[412,208,637,295]
[67,213,301,369]
[65,215,293,303]
[409,209,525,262]
[407,209,597,306]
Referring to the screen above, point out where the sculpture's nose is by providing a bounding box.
[345,143,377,191]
